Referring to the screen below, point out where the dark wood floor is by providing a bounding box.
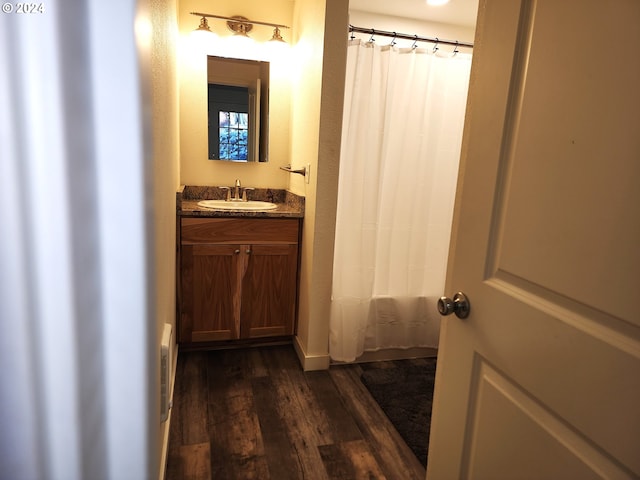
[166,344,426,480]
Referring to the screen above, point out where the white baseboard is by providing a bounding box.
[293,336,330,371]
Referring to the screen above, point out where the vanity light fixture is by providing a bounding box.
[190,12,290,44]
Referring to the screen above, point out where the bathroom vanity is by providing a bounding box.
[176,186,304,348]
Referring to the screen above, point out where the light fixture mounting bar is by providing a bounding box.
[190,12,289,29]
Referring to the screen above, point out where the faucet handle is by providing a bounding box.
[242,187,255,202]
[219,186,231,201]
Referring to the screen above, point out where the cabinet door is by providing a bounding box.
[180,243,241,342]
[240,243,298,338]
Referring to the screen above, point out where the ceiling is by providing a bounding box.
[349,0,479,28]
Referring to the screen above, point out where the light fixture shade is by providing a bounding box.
[270,27,286,43]
[197,16,210,32]
[265,27,289,61]
[193,16,215,35]
[191,16,218,50]
[225,32,258,59]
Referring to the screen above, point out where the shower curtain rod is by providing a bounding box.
[349,25,474,49]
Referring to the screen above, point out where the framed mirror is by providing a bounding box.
[207,55,269,162]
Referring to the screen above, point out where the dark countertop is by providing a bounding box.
[177,185,305,219]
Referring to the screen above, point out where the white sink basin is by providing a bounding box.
[197,199,278,211]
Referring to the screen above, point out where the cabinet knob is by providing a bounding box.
[246,249,252,254]
[234,249,240,254]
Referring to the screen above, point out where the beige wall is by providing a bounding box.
[289,0,327,367]
[177,0,294,188]
[150,0,180,474]
[290,0,347,369]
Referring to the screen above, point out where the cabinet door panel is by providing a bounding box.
[181,244,241,342]
[241,244,298,338]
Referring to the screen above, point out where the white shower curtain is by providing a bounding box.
[330,39,472,362]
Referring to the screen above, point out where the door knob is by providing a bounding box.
[438,292,470,319]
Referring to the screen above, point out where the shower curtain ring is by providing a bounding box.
[391,32,397,47]
[348,24,356,41]
[368,28,376,44]
[453,40,459,56]
[433,38,439,52]
[411,35,418,49]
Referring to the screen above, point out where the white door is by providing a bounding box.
[427,0,640,478]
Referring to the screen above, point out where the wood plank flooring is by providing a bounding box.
[166,345,427,480]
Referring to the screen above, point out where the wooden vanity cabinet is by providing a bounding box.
[178,217,300,345]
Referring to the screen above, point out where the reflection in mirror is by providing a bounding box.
[207,56,269,162]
